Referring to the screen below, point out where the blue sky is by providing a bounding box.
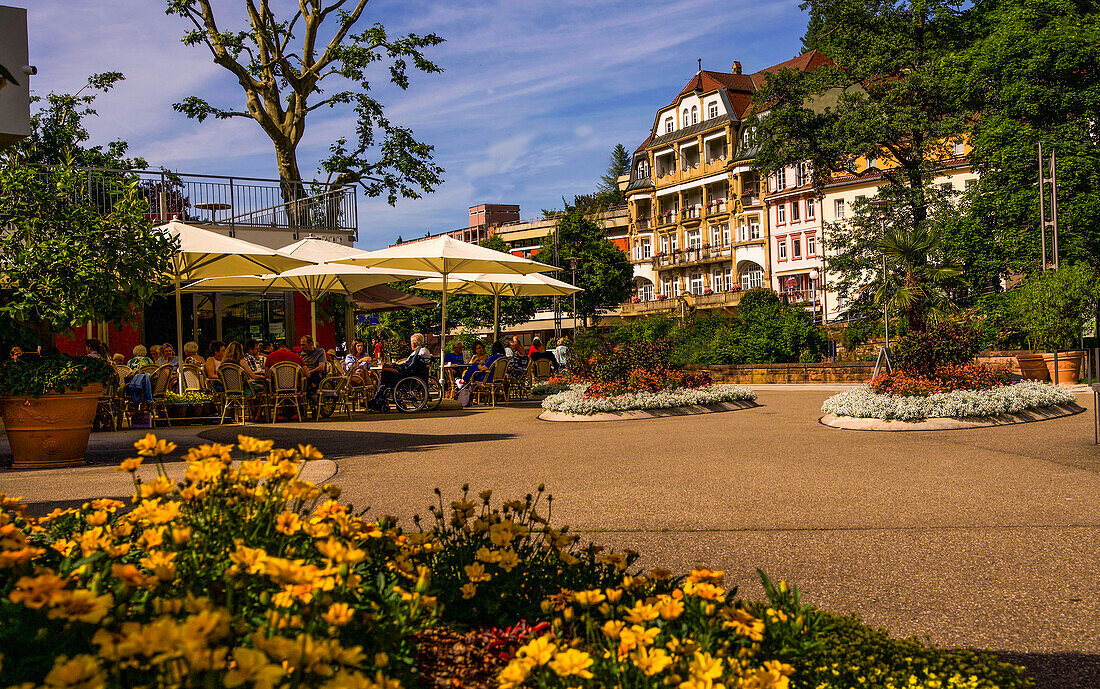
[17,0,808,248]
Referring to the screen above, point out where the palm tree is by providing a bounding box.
[873,224,962,333]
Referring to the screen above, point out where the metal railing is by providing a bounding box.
[48,166,358,236]
[652,245,733,268]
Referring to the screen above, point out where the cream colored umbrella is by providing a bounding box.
[334,236,555,377]
[416,272,581,342]
[159,220,312,392]
[185,263,432,344]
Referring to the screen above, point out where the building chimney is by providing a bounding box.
[732,61,742,75]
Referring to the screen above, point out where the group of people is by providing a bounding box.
[442,334,569,398]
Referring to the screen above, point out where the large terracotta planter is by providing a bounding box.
[0,384,102,469]
[1015,352,1049,381]
[1043,351,1083,385]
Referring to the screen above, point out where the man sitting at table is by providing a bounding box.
[298,335,327,393]
[444,341,466,367]
[264,343,306,372]
[370,333,431,412]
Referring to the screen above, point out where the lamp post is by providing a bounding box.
[564,256,580,334]
[809,268,819,325]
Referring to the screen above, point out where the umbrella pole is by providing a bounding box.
[174,269,184,394]
[310,299,318,345]
[493,293,500,344]
[440,273,447,384]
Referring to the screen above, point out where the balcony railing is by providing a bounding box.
[635,216,651,229]
[657,211,678,226]
[652,245,733,268]
[705,200,728,215]
[681,206,701,221]
[621,289,748,316]
[49,166,358,236]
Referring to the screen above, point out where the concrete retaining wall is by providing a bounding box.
[683,362,875,384]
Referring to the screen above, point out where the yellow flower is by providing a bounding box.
[44,654,102,689]
[632,646,674,676]
[683,581,726,602]
[171,526,192,546]
[656,596,685,621]
[47,590,114,624]
[688,651,723,681]
[624,601,660,624]
[9,573,67,608]
[497,659,531,689]
[276,512,301,535]
[134,433,177,457]
[721,607,765,642]
[573,589,606,607]
[116,457,142,473]
[84,511,109,527]
[237,435,275,455]
[141,528,164,548]
[224,647,284,689]
[475,546,501,563]
[461,583,477,599]
[548,649,594,679]
[322,602,354,626]
[516,635,557,666]
[687,567,725,584]
[464,562,492,582]
[497,550,520,573]
[140,551,178,580]
[488,520,526,546]
[111,563,154,589]
[601,620,625,640]
[619,625,660,651]
[297,444,324,462]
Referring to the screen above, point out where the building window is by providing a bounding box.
[965,178,976,190]
[834,199,845,220]
[683,109,689,126]
[953,140,965,156]
[687,229,701,248]
[806,234,816,257]
[641,238,652,259]
[665,117,673,134]
[866,154,877,169]
[691,106,698,124]
[775,168,786,191]
[661,279,672,297]
[940,182,953,192]
[855,195,866,207]
[673,280,681,297]
[639,284,654,301]
[712,269,724,292]
[670,234,678,252]
[737,224,747,243]
[792,237,802,259]
[660,236,669,254]
[791,200,800,221]
[708,102,719,119]
[724,268,734,291]
[777,204,786,224]
[741,263,764,290]
[637,159,649,178]
[777,239,787,260]
[710,225,722,246]
[796,161,808,186]
[690,273,704,294]
[806,198,815,219]
[750,221,760,240]
[722,224,730,246]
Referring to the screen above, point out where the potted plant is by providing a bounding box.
[1011,264,1099,384]
[0,161,175,468]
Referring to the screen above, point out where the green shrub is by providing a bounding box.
[842,318,881,348]
[737,288,826,364]
[0,354,114,397]
[893,321,982,376]
[1010,263,1100,350]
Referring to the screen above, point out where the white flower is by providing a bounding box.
[542,384,756,415]
[821,382,1076,420]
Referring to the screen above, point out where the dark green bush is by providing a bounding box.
[785,612,1031,689]
[842,318,881,348]
[736,288,826,364]
[0,354,114,397]
[893,321,982,376]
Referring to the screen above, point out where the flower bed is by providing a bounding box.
[868,363,1014,396]
[542,383,756,415]
[0,436,1032,689]
[822,380,1076,421]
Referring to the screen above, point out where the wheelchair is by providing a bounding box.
[370,358,444,414]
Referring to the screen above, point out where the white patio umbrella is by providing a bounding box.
[415,272,581,342]
[333,236,555,378]
[159,220,312,392]
[184,263,432,343]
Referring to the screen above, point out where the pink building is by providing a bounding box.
[767,161,824,314]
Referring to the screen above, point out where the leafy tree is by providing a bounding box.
[533,203,631,326]
[953,0,1100,273]
[735,288,825,364]
[750,0,973,260]
[1009,263,1100,350]
[0,161,175,347]
[594,143,630,205]
[165,0,444,209]
[875,223,962,333]
[12,72,146,169]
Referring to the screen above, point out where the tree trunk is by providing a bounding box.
[275,144,307,229]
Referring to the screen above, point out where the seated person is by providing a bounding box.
[552,337,569,367]
[183,341,205,367]
[111,352,126,366]
[343,339,373,385]
[128,345,154,371]
[298,335,327,394]
[528,336,560,372]
[265,343,307,373]
[466,343,505,384]
[454,341,488,387]
[243,339,264,375]
[203,341,225,382]
[371,334,432,410]
[159,343,180,368]
[443,340,467,367]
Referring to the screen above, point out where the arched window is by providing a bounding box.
[708,101,719,119]
[683,109,689,126]
[665,117,673,134]
[691,106,698,124]
[739,261,765,290]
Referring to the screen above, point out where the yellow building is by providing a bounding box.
[622,52,831,318]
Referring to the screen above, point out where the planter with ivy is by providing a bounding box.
[0,355,115,468]
[1009,265,1099,385]
[0,161,174,468]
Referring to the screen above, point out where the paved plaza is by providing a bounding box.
[1,387,1098,687]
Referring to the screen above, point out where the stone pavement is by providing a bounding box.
[0,387,1097,687]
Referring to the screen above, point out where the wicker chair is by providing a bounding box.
[149,365,174,427]
[528,357,555,386]
[316,364,361,420]
[95,367,125,432]
[180,364,207,392]
[268,362,307,423]
[472,357,510,407]
[217,363,250,425]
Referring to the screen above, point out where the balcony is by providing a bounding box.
[740,190,760,207]
[656,211,678,227]
[652,245,733,268]
[680,205,701,222]
[635,216,651,229]
[57,166,359,237]
[620,289,747,316]
[704,199,728,216]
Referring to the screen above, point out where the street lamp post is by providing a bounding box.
[564,256,580,334]
[809,268,819,325]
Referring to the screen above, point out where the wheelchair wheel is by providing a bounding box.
[317,378,342,419]
[426,377,443,411]
[393,376,429,413]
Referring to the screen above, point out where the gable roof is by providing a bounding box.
[749,49,831,88]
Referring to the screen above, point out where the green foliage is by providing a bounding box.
[166,0,444,205]
[533,204,632,322]
[0,355,114,398]
[421,486,644,627]
[735,289,827,365]
[893,322,982,376]
[787,612,1031,689]
[594,143,630,207]
[0,161,175,346]
[1009,263,1100,350]
[841,318,881,348]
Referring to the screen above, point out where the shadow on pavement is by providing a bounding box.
[23,495,132,519]
[996,651,1100,689]
[196,427,517,461]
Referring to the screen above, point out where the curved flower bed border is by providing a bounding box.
[540,384,757,419]
[820,381,1078,424]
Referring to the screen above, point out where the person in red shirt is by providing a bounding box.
[264,345,306,371]
[527,336,543,358]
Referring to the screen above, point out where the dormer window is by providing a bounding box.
[683,109,689,126]
[665,117,673,134]
[708,102,719,119]
[691,106,698,124]
[866,154,878,169]
[637,159,650,179]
